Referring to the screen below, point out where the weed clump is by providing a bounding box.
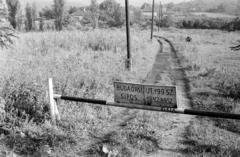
[2,79,49,124]
[212,72,240,99]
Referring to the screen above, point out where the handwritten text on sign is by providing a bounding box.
[114,82,177,108]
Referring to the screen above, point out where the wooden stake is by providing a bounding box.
[48,78,60,124]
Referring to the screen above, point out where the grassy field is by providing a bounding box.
[160,28,240,156]
[1,28,240,156]
[0,29,161,156]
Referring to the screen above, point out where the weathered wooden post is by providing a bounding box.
[48,78,60,125]
[125,0,132,71]
[151,0,155,40]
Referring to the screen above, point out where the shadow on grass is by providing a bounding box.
[84,131,131,157]
[84,129,162,156]
[179,137,221,155]
[192,93,240,135]
[214,118,240,134]
[179,124,240,157]
[127,133,161,154]
[179,139,240,157]
[2,129,76,156]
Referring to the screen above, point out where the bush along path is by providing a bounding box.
[83,36,194,157]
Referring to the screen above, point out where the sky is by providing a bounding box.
[20,0,192,7]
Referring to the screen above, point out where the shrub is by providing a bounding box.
[157,16,173,28]
[0,27,16,48]
[209,71,240,99]
[2,79,49,123]
[176,17,240,31]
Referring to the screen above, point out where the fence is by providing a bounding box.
[48,78,240,125]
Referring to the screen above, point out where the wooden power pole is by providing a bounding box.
[125,0,132,71]
[158,1,162,32]
[151,0,155,40]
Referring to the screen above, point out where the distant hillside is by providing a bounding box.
[170,0,239,15]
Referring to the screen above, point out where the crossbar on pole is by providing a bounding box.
[54,95,240,120]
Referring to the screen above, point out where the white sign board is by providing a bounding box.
[114,82,177,108]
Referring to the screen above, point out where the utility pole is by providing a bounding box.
[151,0,155,40]
[160,2,163,24]
[158,2,160,32]
[158,1,162,32]
[125,0,132,71]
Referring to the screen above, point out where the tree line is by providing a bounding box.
[6,0,240,32]
[5,0,66,31]
[4,0,152,31]
[176,17,240,31]
[4,0,126,31]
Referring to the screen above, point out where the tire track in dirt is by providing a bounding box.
[85,37,194,157]
[142,35,194,156]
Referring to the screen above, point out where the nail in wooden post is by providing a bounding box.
[49,78,56,125]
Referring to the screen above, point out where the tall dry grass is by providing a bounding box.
[0,29,160,156]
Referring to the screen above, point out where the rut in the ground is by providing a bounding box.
[84,37,193,157]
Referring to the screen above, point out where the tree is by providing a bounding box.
[132,8,143,25]
[25,3,32,31]
[99,0,124,27]
[6,0,20,29]
[53,0,65,31]
[140,3,151,9]
[0,1,16,49]
[166,2,174,12]
[89,0,99,29]
[0,27,15,49]
[39,18,44,31]
[235,0,240,15]
[40,7,55,20]
[31,2,37,30]
[217,4,225,12]
[16,9,23,30]
[68,6,78,14]
[25,3,37,31]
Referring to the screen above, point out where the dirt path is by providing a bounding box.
[142,36,195,156]
[85,37,194,157]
